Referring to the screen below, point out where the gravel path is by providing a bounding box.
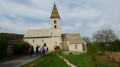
[57,54,77,67]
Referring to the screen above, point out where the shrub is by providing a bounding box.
[15,41,30,55]
[109,39,120,51]
[0,38,8,58]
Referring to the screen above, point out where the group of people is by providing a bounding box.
[36,45,48,56]
[26,43,49,57]
[26,46,34,57]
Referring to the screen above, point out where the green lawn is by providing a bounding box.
[21,52,69,67]
[57,51,94,67]
[21,51,119,67]
[57,51,119,67]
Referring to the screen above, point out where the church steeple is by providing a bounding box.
[50,3,60,18]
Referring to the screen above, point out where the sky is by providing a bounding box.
[0,0,120,39]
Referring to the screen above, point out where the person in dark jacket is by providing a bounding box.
[36,45,39,56]
[31,46,34,55]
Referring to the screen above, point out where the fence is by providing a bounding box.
[105,51,120,64]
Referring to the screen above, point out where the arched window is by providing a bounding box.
[54,25,57,28]
[75,44,78,49]
[33,40,34,42]
[54,20,57,24]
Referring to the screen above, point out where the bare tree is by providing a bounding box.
[92,29,117,43]
[82,37,90,43]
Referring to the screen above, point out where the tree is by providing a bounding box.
[92,29,117,43]
[15,41,31,55]
[110,39,120,51]
[82,37,90,43]
[0,38,8,58]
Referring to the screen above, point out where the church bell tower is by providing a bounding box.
[50,3,60,29]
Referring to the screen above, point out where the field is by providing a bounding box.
[21,52,69,67]
[21,51,119,67]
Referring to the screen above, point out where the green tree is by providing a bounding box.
[110,39,120,51]
[0,38,8,58]
[15,41,30,55]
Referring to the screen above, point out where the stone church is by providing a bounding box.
[24,4,87,52]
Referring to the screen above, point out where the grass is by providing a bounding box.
[57,51,120,67]
[57,51,94,67]
[95,55,119,67]
[21,51,119,67]
[21,52,69,67]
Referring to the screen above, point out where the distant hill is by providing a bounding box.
[0,33,23,41]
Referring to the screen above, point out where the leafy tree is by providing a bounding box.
[87,42,101,67]
[109,39,120,51]
[0,38,8,58]
[15,41,31,55]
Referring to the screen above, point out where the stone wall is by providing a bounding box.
[24,37,61,51]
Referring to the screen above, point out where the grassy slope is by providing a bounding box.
[57,51,94,67]
[21,52,69,67]
[95,55,119,67]
[57,51,119,67]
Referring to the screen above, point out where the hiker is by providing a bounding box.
[25,46,29,55]
[44,45,48,55]
[31,46,34,55]
[38,46,41,55]
[36,45,39,56]
[42,46,45,55]
[28,46,32,57]
[54,46,56,51]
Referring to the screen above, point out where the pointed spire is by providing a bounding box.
[50,3,60,18]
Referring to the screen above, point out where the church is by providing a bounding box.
[24,4,87,52]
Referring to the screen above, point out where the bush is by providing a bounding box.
[87,42,101,55]
[109,39,120,51]
[0,38,8,58]
[15,41,30,55]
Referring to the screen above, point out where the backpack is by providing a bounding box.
[28,47,32,52]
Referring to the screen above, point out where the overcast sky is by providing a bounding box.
[0,0,120,39]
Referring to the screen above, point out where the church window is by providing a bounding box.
[55,42,57,44]
[42,39,44,42]
[54,20,57,24]
[54,25,57,28]
[33,40,34,42]
[75,44,78,49]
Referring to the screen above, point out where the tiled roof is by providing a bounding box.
[50,3,60,18]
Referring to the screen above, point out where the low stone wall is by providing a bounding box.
[105,51,120,64]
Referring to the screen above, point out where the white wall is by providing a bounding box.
[51,18,60,29]
[69,44,83,52]
[24,37,61,51]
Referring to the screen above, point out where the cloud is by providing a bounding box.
[0,0,120,39]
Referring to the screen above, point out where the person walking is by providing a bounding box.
[44,45,48,55]
[38,46,41,55]
[42,46,45,55]
[36,45,39,56]
[28,46,32,57]
[31,46,34,55]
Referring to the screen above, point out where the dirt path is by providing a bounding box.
[0,54,42,67]
[57,54,77,67]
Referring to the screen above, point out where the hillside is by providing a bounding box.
[0,33,23,41]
